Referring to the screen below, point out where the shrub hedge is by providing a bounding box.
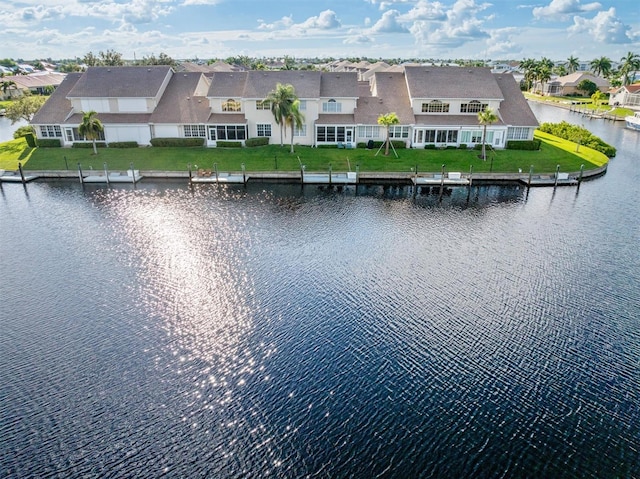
[108,141,139,148]
[245,137,269,147]
[506,140,541,150]
[73,142,106,148]
[356,140,405,149]
[216,141,242,148]
[24,133,37,148]
[538,121,616,157]
[150,138,205,147]
[37,138,61,147]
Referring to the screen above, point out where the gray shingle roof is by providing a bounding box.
[493,74,539,127]
[30,72,82,124]
[207,113,246,124]
[207,72,247,98]
[150,72,212,124]
[320,72,358,98]
[354,72,414,125]
[316,114,355,125]
[405,66,504,100]
[66,112,152,124]
[67,66,173,98]
[243,71,322,99]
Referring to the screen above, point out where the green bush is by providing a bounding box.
[538,121,616,157]
[424,144,437,150]
[506,140,541,150]
[108,141,139,148]
[13,125,35,139]
[360,140,406,150]
[24,133,37,147]
[245,137,269,147]
[73,142,107,148]
[458,144,468,149]
[150,137,205,147]
[36,138,61,147]
[216,141,242,148]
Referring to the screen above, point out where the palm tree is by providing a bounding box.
[1,79,16,99]
[567,55,580,73]
[284,99,305,154]
[619,51,640,85]
[377,112,400,156]
[567,55,579,74]
[534,63,552,95]
[520,58,537,91]
[477,107,498,161]
[590,56,612,77]
[78,110,104,155]
[266,83,296,147]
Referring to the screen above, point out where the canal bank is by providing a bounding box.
[11,163,607,188]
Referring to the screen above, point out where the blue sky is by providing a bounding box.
[4,0,639,62]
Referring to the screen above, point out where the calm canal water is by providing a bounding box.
[1,104,639,478]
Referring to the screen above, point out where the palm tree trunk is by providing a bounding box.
[385,127,390,156]
[482,125,487,161]
[290,121,295,154]
[92,139,98,155]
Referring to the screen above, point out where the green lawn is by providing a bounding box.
[0,133,607,175]
[524,92,633,118]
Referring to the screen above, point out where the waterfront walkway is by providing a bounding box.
[15,163,607,188]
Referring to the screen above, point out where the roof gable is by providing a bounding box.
[243,70,322,99]
[320,72,358,98]
[30,73,82,124]
[493,73,539,127]
[404,66,504,100]
[150,72,212,124]
[67,66,173,98]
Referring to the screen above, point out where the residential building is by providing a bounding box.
[536,72,610,96]
[609,84,640,109]
[31,65,539,149]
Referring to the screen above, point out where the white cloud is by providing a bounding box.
[299,10,341,30]
[371,10,408,33]
[568,7,636,44]
[343,33,374,44]
[533,0,602,21]
[258,15,295,31]
[406,0,491,50]
[365,0,412,10]
[397,1,447,22]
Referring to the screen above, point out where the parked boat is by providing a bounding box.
[625,111,640,131]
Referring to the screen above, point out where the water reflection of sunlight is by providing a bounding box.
[110,190,254,369]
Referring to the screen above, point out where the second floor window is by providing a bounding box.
[256,100,270,110]
[460,100,487,113]
[322,99,342,113]
[222,99,241,112]
[422,100,450,113]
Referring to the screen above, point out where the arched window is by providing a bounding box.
[222,99,241,112]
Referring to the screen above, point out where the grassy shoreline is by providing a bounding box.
[1,133,608,175]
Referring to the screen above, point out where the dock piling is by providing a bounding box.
[78,163,84,185]
[18,162,26,185]
[554,164,560,188]
[187,163,192,185]
[104,162,110,186]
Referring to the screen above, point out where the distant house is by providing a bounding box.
[9,72,66,96]
[537,72,610,96]
[31,65,538,149]
[609,84,640,109]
